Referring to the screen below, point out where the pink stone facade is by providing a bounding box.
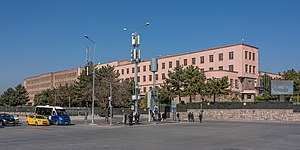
[112,44,259,102]
[24,44,259,104]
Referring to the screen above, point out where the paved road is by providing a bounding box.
[1,120,300,150]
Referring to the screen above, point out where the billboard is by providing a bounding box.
[271,80,294,95]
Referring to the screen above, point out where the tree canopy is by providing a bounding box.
[0,84,29,106]
[33,65,133,109]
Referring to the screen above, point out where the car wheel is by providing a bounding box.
[35,122,38,126]
[26,121,29,125]
[0,121,3,127]
[53,121,58,125]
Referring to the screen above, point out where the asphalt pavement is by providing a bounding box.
[1,117,300,150]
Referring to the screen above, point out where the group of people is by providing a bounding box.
[187,111,203,123]
[123,111,203,125]
[123,112,140,126]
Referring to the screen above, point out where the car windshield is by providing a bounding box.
[56,109,67,116]
[3,114,13,119]
[36,116,46,119]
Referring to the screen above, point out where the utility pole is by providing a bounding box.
[125,22,150,114]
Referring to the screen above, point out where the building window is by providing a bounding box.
[219,66,223,70]
[247,94,251,99]
[162,73,166,80]
[149,65,151,71]
[184,59,188,66]
[149,75,152,81]
[200,56,204,64]
[138,67,140,72]
[219,53,223,61]
[229,65,234,72]
[253,53,255,61]
[137,76,140,82]
[143,87,146,93]
[230,79,233,88]
[169,61,172,68]
[132,67,134,73]
[209,67,213,71]
[149,87,152,91]
[253,66,256,74]
[176,60,180,66]
[245,51,248,59]
[235,79,239,89]
[127,68,129,74]
[143,66,146,72]
[249,65,252,73]
[143,76,146,82]
[192,58,196,65]
[229,52,234,60]
[121,69,124,75]
[209,55,214,62]
[162,63,165,69]
[200,68,204,72]
[155,74,158,80]
[245,64,248,73]
[249,52,252,60]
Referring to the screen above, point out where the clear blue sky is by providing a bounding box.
[1,0,300,94]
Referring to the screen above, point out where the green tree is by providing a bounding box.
[0,84,29,106]
[164,65,186,102]
[206,76,230,103]
[33,89,55,106]
[183,66,206,103]
[73,69,93,107]
[14,84,30,105]
[157,82,176,105]
[282,69,300,97]
[0,87,15,106]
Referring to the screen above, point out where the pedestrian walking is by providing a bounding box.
[191,112,195,122]
[162,112,166,122]
[176,113,180,122]
[128,112,133,126]
[198,112,203,123]
[188,112,191,122]
[123,113,127,125]
[158,113,161,121]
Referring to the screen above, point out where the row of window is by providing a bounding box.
[245,64,256,74]
[230,79,240,89]
[245,51,255,61]
[140,78,240,93]
[126,65,236,83]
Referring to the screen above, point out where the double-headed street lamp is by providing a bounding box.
[124,21,150,114]
[84,35,96,124]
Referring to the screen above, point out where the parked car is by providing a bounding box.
[0,114,17,126]
[12,115,19,124]
[0,118,4,128]
[26,114,50,126]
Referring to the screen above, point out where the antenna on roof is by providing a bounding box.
[241,38,245,44]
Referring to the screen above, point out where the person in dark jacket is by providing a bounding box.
[176,113,180,122]
[198,112,203,123]
[191,112,194,122]
[128,112,133,126]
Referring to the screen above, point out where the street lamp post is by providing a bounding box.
[109,81,112,125]
[124,22,150,114]
[84,35,96,124]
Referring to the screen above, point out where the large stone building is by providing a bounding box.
[24,68,82,104]
[24,43,259,105]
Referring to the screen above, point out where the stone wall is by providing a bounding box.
[180,109,300,122]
